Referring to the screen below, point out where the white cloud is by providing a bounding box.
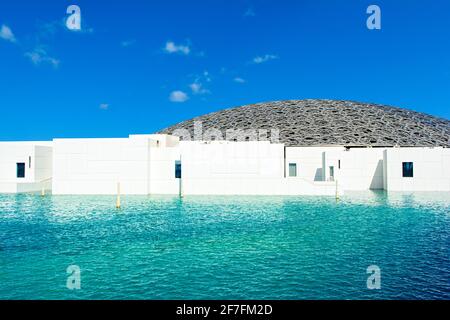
[36,18,93,37]
[203,71,211,82]
[37,20,61,39]
[0,24,16,43]
[79,27,94,34]
[99,103,109,110]
[253,54,278,64]
[24,47,60,68]
[188,71,212,95]
[189,82,210,95]
[190,83,202,94]
[234,77,246,83]
[169,90,189,103]
[244,8,256,17]
[121,39,135,47]
[164,41,190,55]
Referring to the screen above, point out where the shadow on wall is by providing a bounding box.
[314,168,323,181]
[370,160,384,190]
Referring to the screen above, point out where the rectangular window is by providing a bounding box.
[402,162,413,177]
[175,160,181,179]
[17,163,25,178]
[329,166,335,181]
[288,163,297,177]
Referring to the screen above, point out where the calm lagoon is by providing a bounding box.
[0,191,449,299]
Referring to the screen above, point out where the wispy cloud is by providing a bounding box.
[36,20,62,39]
[0,24,16,43]
[4,17,92,69]
[99,103,109,110]
[121,39,135,47]
[189,82,210,95]
[244,8,256,17]
[187,70,212,96]
[169,90,189,103]
[37,18,93,38]
[164,41,191,55]
[1,23,60,68]
[203,71,211,82]
[77,27,94,34]
[252,54,278,64]
[22,16,94,68]
[234,77,246,83]
[24,46,60,68]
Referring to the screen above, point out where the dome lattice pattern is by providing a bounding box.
[159,99,450,147]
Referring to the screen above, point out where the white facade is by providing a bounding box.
[0,134,449,195]
[179,141,337,195]
[383,147,450,191]
[0,142,53,193]
[52,135,179,195]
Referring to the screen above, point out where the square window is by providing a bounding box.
[288,163,297,177]
[402,162,413,178]
[17,163,25,178]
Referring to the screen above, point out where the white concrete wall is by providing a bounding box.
[384,147,450,191]
[178,142,339,196]
[181,177,338,196]
[285,147,345,181]
[52,137,151,195]
[52,134,182,195]
[0,142,53,193]
[3,135,449,195]
[285,146,384,191]
[0,143,34,184]
[35,146,53,182]
[130,134,179,147]
[333,148,385,191]
[181,141,284,179]
[148,144,180,195]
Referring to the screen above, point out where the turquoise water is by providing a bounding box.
[0,192,449,300]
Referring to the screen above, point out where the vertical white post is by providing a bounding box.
[179,156,184,198]
[116,182,121,209]
[335,179,339,201]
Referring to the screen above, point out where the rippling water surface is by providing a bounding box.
[0,191,449,300]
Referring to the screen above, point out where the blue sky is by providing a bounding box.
[0,0,449,141]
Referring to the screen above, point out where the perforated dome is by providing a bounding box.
[159,99,450,147]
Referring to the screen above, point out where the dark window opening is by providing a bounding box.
[17,163,25,178]
[288,163,297,177]
[402,162,413,178]
[338,160,341,169]
[175,161,182,179]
